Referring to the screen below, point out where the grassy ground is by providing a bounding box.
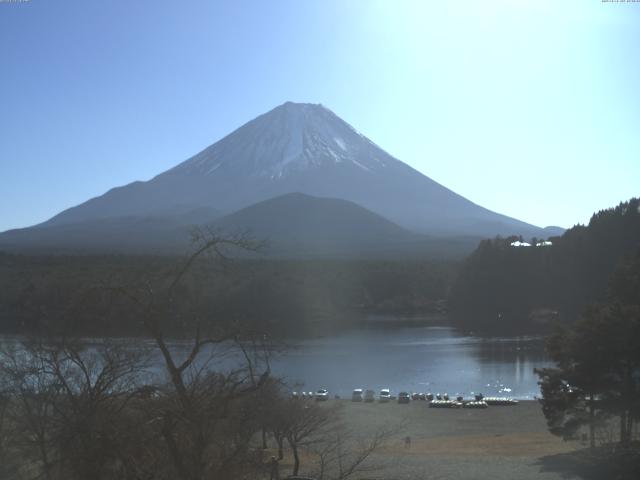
[274,399,582,479]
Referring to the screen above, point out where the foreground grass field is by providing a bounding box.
[274,399,581,479]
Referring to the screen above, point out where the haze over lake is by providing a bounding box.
[132,321,550,400]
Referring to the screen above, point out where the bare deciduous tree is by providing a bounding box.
[107,230,273,480]
[284,400,333,476]
[0,338,148,480]
[313,423,400,480]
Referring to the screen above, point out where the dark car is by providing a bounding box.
[398,391,411,404]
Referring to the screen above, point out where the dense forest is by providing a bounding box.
[1,198,638,337]
[0,253,457,337]
[450,198,640,333]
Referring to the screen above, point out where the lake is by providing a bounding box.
[266,326,550,400]
[1,324,551,400]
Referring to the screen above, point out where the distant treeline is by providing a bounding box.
[0,254,458,337]
[449,198,640,333]
[3,198,638,337]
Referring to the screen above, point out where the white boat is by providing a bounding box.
[484,396,518,406]
[462,400,488,409]
[428,399,461,408]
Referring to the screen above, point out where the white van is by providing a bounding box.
[352,389,363,402]
[379,388,391,402]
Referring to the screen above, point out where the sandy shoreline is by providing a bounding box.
[278,399,583,479]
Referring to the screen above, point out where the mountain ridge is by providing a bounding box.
[2,102,561,253]
[0,193,483,258]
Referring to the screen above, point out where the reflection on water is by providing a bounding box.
[0,325,551,400]
[268,326,550,399]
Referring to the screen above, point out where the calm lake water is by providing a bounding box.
[266,326,550,400]
[1,325,552,400]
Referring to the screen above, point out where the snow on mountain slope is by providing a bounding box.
[169,102,390,179]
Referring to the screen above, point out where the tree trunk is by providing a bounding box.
[623,363,633,444]
[262,428,268,449]
[291,443,300,476]
[277,436,284,460]
[589,393,595,449]
[162,414,192,480]
[620,410,628,444]
[38,439,53,480]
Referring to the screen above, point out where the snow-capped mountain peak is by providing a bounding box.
[33,101,552,240]
[168,102,393,180]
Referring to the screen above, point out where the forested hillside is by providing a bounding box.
[450,198,640,333]
[3,198,637,337]
[0,254,457,337]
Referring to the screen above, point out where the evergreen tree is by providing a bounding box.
[536,249,640,447]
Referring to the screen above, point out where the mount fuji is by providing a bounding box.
[0,102,561,255]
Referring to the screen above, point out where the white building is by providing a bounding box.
[536,240,553,247]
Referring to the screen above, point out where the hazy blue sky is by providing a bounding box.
[1,0,638,232]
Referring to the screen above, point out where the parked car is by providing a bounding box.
[398,392,411,404]
[364,389,375,402]
[352,389,363,402]
[379,388,391,403]
[315,389,329,401]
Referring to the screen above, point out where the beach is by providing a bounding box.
[277,399,582,479]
